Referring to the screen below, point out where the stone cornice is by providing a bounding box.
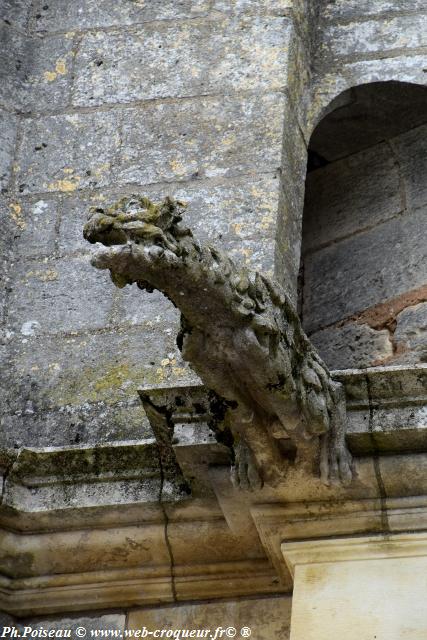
[0,365,426,617]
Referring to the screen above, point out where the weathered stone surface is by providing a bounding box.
[30,0,211,32]
[7,326,188,410]
[391,123,427,211]
[380,453,427,497]
[5,196,59,258]
[0,24,26,109]
[310,322,393,370]
[0,399,152,448]
[7,256,114,334]
[0,110,17,191]
[303,208,427,333]
[17,614,126,635]
[128,596,292,639]
[320,14,427,58]
[0,28,73,113]
[303,142,402,252]
[323,0,427,21]
[117,93,286,186]
[16,110,121,194]
[0,0,31,30]
[394,302,427,364]
[22,34,74,112]
[347,404,427,455]
[73,16,290,106]
[212,0,293,13]
[17,93,285,194]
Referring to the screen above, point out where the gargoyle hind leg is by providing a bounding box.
[320,381,353,486]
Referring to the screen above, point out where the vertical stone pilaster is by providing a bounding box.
[282,533,427,640]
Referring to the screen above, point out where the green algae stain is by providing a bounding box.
[48,362,169,408]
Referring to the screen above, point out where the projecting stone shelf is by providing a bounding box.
[139,364,427,467]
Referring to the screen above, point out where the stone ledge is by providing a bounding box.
[0,365,426,617]
[282,531,427,578]
[0,558,282,618]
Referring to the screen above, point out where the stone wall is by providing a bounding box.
[298,1,427,370]
[301,106,427,369]
[1,0,312,449]
[0,0,425,458]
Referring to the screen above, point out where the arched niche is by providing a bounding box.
[299,81,427,369]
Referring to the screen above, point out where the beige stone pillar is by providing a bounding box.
[282,533,427,640]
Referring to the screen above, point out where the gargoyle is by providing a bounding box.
[83,195,353,489]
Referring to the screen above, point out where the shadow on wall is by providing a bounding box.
[299,81,427,370]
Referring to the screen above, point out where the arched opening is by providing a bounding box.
[299,81,427,369]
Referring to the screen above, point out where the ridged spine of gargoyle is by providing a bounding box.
[83,195,353,489]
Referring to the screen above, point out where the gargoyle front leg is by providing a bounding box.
[320,381,353,486]
[231,438,263,491]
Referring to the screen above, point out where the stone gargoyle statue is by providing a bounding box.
[83,195,353,489]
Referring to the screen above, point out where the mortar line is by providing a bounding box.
[14,167,281,200]
[365,372,390,534]
[18,87,288,120]
[157,445,178,603]
[318,44,427,66]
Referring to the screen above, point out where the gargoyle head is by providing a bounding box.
[83,195,189,253]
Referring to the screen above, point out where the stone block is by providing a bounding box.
[73,16,290,107]
[16,110,121,194]
[0,24,26,109]
[6,196,59,258]
[22,33,74,112]
[0,109,17,192]
[391,123,427,211]
[118,93,285,186]
[285,535,427,640]
[302,208,427,333]
[30,0,210,32]
[303,142,402,252]
[7,325,188,411]
[128,596,292,640]
[7,256,114,334]
[0,0,31,30]
[321,14,427,58]
[0,399,153,449]
[17,93,285,194]
[212,0,293,13]
[393,302,427,364]
[309,322,393,370]
[380,453,427,498]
